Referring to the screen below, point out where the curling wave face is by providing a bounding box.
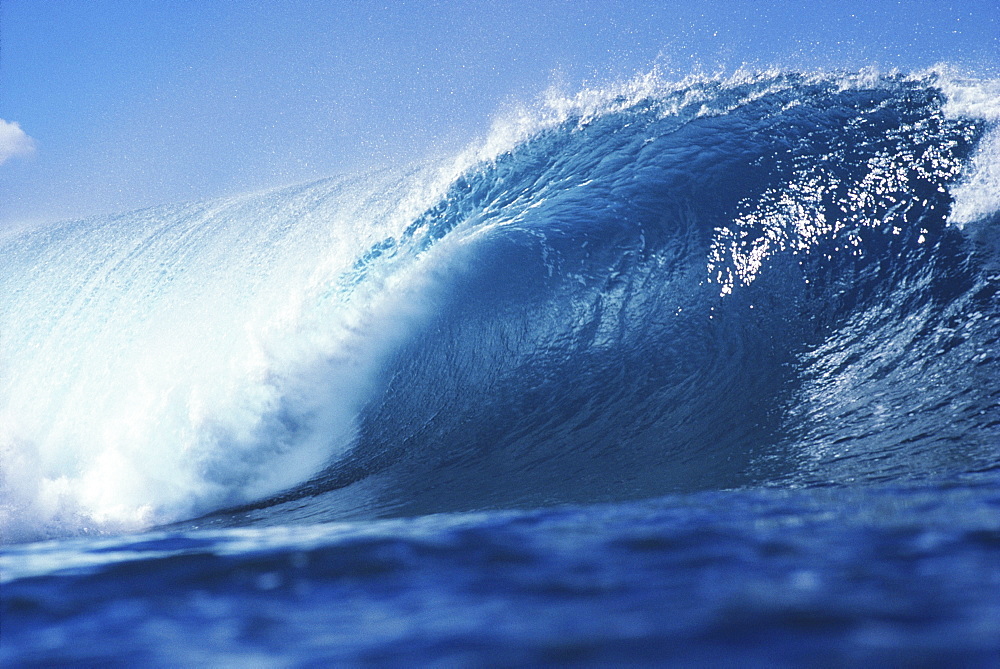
[2,69,999,542]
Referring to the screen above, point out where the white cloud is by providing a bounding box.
[0,119,36,166]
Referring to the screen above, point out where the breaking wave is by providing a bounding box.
[3,69,999,543]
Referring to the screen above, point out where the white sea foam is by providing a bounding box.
[949,125,1000,228]
[0,167,462,543]
[939,75,1000,228]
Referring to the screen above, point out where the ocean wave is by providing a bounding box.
[2,69,999,543]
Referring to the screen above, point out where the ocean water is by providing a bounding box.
[2,70,1000,665]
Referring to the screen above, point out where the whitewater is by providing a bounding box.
[2,69,1000,664]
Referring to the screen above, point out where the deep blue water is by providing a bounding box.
[2,70,1000,665]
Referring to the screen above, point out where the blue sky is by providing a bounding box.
[1,0,998,228]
